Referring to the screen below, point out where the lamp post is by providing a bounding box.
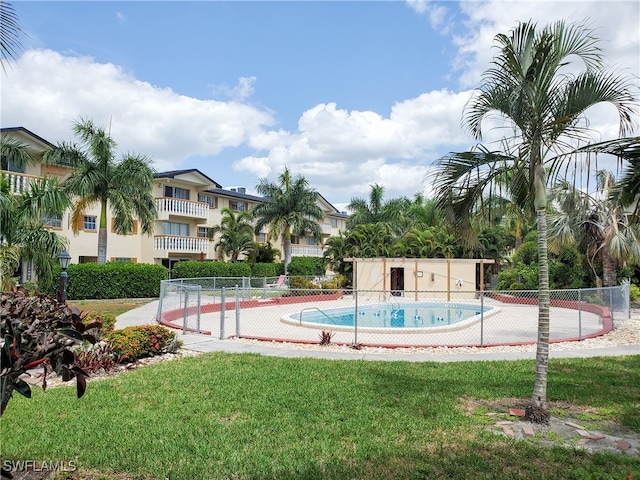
[58,250,71,304]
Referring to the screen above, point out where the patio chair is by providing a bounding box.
[266,275,287,288]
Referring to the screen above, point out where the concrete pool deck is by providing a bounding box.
[115,299,640,362]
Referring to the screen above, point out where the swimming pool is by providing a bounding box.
[282,302,498,333]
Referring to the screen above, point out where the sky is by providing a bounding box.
[2,0,639,212]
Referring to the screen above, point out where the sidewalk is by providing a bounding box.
[115,300,640,362]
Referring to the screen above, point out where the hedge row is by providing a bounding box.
[171,257,325,280]
[58,263,168,300]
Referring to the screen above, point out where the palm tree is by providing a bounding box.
[252,167,324,274]
[549,170,640,287]
[0,164,70,292]
[208,207,255,262]
[323,232,352,276]
[347,184,405,232]
[0,1,23,71]
[345,222,396,258]
[43,118,157,264]
[431,20,637,421]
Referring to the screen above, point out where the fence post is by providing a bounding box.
[354,289,359,346]
[235,284,240,338]
[578,289,582,341]
[480,291,484,347]
[182,287,189,334]
[156,280,165,325]
[220,287,226,340]
[196,286,202,334]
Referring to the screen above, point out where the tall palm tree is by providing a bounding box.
[44,118,157,264]
[208,207,256,262]
[347,184,405,232]
[0,1,23,71]
[431,20,637,421]
[252,167,323,274]
[549,170,640,287]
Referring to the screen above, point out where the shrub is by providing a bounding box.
[250,262,280,279]
[319,330,334,346]
[171,261,251,279]
[75,342,116,375]
[0,290,100,416]
[287,257,326,276]
[107,325,178,363]
[629,283,640,302]
[47,262,168,300]
[83,313,116,339]
[289,276,317,289]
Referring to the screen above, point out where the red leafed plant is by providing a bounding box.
[318,330,335,346]
[0,289,101,417]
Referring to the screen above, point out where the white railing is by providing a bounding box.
[1,171,40,195]
[321,223,332,234]
[291,245,325,257]
[154,235,210,253]
[155,197,209,219]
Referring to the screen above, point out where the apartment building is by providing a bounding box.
[1,127,348,281]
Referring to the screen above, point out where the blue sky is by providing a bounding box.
[3,1,639,211]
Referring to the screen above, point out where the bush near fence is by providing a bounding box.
[172,261,252,279]
[49,263,168,300]
[287,256,327,276]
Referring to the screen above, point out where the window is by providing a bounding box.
[111,257,136,263]
[257,233,267,243]
[84,216,97,230]
[198,227,210,238]
[162,221,189,236]
[42,214,62,228]
[290,235,299,245]
[164,185,190,200]
[230,201,245,212]
[198,194,217,209]
[306,237,318,246]
[330,218,338,228]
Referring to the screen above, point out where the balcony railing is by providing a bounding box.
[291,245,326,257]
[156,197,209,220]
[1,171,40,195]
[154,235,210,254]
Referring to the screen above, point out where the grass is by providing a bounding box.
[1,352,639,479]
[68,298,155,317]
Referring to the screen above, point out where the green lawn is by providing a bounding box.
[1,353,639,479]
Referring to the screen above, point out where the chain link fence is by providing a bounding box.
[157,277,629,348]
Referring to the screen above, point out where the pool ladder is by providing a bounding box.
[298,307,340,325]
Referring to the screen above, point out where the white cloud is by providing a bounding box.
[3,2,638,206]
[1,49,274,172]
[209,76,258,102]
[453,1,640,90]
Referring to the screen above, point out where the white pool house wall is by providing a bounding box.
[347,258,495,301]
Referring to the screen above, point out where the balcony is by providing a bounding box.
[320,223,333,234]
[154,235,210,254]
[291,245,326,257]
[155,197,209,220]
[1,171,40,195]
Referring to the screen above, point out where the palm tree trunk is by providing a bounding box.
[97,201,108,264]
[527,207,551,423]
[602,249,617,287]
[283,237,292,274]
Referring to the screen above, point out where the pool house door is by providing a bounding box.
[390,267,404,296]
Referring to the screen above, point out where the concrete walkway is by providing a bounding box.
[115,299,640,362]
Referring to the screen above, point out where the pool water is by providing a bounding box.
[297,303,489,330]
